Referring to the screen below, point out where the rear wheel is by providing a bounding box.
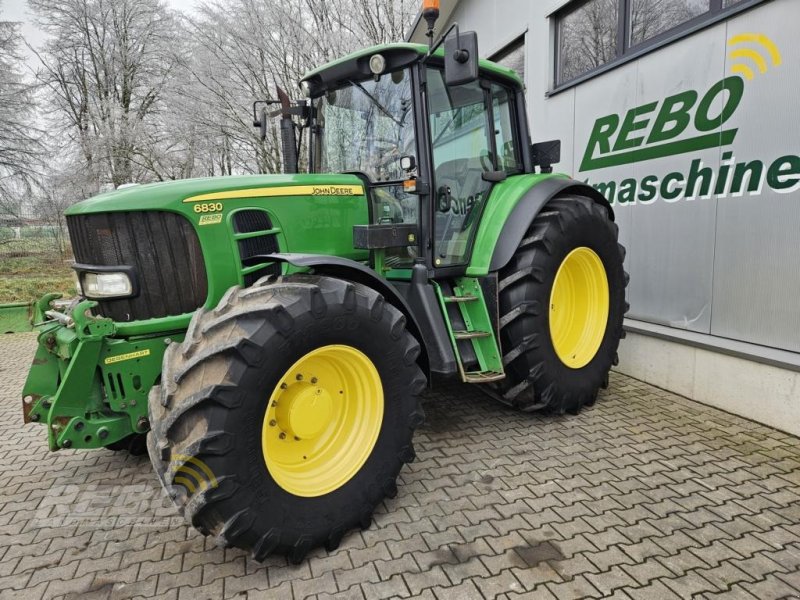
[147,275,426,563]
[492,195,628,413]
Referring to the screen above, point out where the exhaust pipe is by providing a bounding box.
[277,86,298,174]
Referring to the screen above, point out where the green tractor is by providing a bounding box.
[21,8,627,563]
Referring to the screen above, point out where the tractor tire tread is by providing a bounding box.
[147,274,426,562]
[489,194,628,414]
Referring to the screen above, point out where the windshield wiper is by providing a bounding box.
[348,80,402,127]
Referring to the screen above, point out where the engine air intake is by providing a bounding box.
[232,209,281,286]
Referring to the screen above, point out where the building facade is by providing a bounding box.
[409,0,800,433]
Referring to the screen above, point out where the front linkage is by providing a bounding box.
[21,294,177,451]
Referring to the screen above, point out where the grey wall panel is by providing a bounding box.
[710,1,800,352]
[624,25,726,332]
[572,62,640,290]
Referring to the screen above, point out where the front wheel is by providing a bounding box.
[492,195,628,413]
[147,275,426,563]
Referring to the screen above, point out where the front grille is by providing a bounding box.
[67,211,208,321]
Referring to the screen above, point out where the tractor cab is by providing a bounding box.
[271,27,537,276]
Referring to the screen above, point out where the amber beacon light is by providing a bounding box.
[423,0,440,45]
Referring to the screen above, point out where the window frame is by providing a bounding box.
[551,0,769,94]
[489,34,527,86]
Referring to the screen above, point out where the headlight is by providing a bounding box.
[369,53,386,75]
[73,270,83,295]
[82,272,133,299]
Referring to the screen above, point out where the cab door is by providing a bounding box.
[425,67,523,269]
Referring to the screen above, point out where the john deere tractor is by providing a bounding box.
[21,5,627,563]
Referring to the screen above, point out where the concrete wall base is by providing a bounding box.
[615,330,800,436]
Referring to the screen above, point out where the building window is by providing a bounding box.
[630,0,710,45]
[554,0,761,88]
[557,0,618,86]
[490,35,526,83]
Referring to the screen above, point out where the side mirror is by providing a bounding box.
[531,139,561,173]
[444,30,478,86]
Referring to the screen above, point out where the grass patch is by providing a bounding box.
[0,253,75,304]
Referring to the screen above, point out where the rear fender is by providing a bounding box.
[469,176,614,275]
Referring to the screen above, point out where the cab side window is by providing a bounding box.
[491,84,520,173]
[427,68,519,267]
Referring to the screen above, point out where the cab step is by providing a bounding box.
[464,371,506,383]
[453,330,490,340]
[435,277,505,385]
[443,295,477,303]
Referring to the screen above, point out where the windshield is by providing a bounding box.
[312,69,415,182]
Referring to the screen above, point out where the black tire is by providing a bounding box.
[105,433,148,456]
[491,194,628,414]
[147,275,426,563]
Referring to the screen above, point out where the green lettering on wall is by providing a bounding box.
[580,129,738,171]
[613,102,657,152]
[580,114,619,172]
[730,160,764,194]
[648,90,697,144]
[695,76,744,132]
[767,155,800,190]
[661,172,685,201]
[686,159,714,198]
[618,178,637,204]
[638,175,659,203]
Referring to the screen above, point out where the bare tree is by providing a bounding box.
[558,0,619,83]
[177,0,417,177]
[29,0,185,189]
[24,0,417,191]
[630,0,706,45]
[0,0,42,217]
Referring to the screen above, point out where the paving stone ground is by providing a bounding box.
[1,332,799,600]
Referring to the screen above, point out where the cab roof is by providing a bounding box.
[300,42,522,96]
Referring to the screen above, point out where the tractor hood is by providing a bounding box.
[65,173,366,215]
[62,171,371,334]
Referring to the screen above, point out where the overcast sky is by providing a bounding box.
[1,0,199,71]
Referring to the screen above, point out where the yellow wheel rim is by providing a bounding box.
[549,247,610,369]
[262,345,383,497]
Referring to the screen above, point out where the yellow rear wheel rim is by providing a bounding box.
[549,247,610,369]
[262,345,383,497]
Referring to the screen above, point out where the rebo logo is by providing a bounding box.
[581,33,800,205]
